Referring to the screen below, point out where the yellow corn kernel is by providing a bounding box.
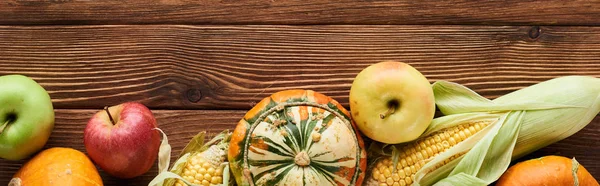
[202,162,211,169]
[383,168,391,177]
[211,176,223,184]
[399,180,406,186]
[386,177,394,185]
[194,173,204,181]
[215,166,224,176]
[391,173,400,181]
[404,176,412,185]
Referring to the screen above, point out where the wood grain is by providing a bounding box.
[1,25,599,110]
[1,1,600,25]
[0,110,598,185]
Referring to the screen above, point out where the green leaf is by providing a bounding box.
[432,81,580,115]
[431,80,493,115]
[476,111,523,181]
[206,130,231,147]
[495,76,600,106]
[180,132,206,157]
[437,111,522,185]
[508,77,600,158]
[432,172,487,186]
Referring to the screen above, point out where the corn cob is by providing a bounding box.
[366,76,600,186]
[175,145,227,186]
[366,122,488,186]
[150,130,232,186]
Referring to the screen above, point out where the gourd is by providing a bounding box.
[10,147,103,186]
[496,156,599,186]
[228,90,367,186]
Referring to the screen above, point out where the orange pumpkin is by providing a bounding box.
[10,147,103,186]
[497,155,599,186]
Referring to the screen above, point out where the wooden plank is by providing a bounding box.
[1,25,600,110]
[0,109,598,185]
[1,1,600,25]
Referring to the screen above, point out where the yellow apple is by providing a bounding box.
[349,61,435,144]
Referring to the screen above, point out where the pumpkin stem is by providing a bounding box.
[572,157,580,186]
[8,178,21,186]
[380,100,398,119]
[294,151,311,166]
[0,119,10,135]
[104,106,116,125]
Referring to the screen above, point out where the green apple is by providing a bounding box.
[349,61,435,144]
[0,75,54,160]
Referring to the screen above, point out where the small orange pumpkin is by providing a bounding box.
[10,147,103,186]
[228,90,367,186]
[497,155,599,186]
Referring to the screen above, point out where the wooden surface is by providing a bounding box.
[1,1,600,25]
[1,25,600,110]
[0,1,599,186]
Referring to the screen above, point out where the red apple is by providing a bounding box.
[84,102,160,178]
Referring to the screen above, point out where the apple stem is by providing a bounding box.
[0,120,9,134]
[379,106,396,119]
[104,106,116,125]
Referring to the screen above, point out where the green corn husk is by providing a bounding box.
[424,75,600,186]
[369,76,600,186]
[149,129,233,186]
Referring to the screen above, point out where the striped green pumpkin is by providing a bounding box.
[228,90,367,186]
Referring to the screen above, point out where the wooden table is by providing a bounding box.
[1,1,599,185]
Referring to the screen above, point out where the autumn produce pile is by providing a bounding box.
[1,61,599,186]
